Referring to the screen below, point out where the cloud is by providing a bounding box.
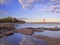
[51,0,60,4]
[49,5,60,13]
[18,0,43,9]
[40,5,60,13]
[44,0,60,13]
[19,0,60,13]
[50,5,59,9]
[0,0,13,5]
[0,10,7,15]
[55,9,60,13]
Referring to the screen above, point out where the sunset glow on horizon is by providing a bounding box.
[24,19,60,22]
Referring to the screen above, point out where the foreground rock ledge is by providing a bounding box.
[15,28,44,35]
[34,35,60,45]
[0,25,60,38]
[0,23,15,38]
[16,28,34,35]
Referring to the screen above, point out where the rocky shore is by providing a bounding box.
[15,27,60,35]
[0,23,15,38]
[0,23,60,45]
[0,23,60,38]
[16,28,60,45]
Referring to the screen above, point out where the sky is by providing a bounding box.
[0,0,60,22]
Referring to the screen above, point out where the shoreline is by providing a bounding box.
[0,23,60,45]
[0,23,16,38]
[0,23,60,38]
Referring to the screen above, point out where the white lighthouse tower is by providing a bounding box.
[43,18,45,23]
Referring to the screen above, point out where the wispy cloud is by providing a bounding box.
[0,0,13,5]
[18,0,42,9]
[50,5,60,13]
[19,0,60,13]
[0,10,7,15]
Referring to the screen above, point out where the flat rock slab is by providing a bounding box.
[3,31,14,36]
[0,34,5,38]
[0,30,15,38]
[34,28,44,32]
[15,28,44,35]
[0,23,15,30]
[34,35,60,45]
[16,28,34,35]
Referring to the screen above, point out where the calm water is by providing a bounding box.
[0,33,23,45]
[0,23,60,45]
[0,33,48,45]
[15,23,60,29]
[33,30,60,38]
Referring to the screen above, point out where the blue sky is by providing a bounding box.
[0,0,60,22]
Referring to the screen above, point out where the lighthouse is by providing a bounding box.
[43,18,45,23]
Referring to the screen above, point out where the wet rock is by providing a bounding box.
[0,23,15,38]
[43,28,60,31]
[0,30,15,38]
[34,35,60,45]
[3,31,14,36]
[0,34,6,38]
[27,27,44,32]
[16,28,34,35]
[34,28,44,32]
[0,23,15,30]
[27,27,34,29]
[0,23,15,32]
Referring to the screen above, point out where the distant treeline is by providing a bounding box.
[0,17,25,23]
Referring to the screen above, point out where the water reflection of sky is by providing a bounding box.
[33,30,60,38]
[0,33,23,45]
[0,33,48,45]
[20,35,48,45]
